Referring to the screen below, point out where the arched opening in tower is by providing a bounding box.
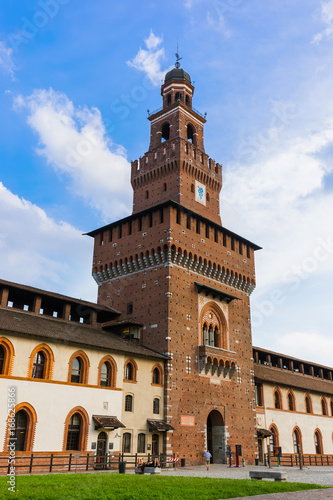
[207,409,226,464]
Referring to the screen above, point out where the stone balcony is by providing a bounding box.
[198,345,237,378]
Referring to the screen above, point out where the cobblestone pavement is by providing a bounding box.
[158,464,333,499]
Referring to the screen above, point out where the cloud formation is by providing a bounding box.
[313,0,333,43]
[0,41,15,79]
[0,182,95,300]
[127,31,172,86]
[14,88,132,222]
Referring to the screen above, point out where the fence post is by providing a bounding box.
[86,453,89,471]
[7,458,11,475]
[315,455,317,465]
[299,452,303,470]
[29,454,34,474]
[309,455,311,465]
[135,453,137,467]
[69,453,72,471]
[49,453,53,473]
[290,454,293,467]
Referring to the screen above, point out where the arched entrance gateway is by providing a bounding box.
[207,410,226,463]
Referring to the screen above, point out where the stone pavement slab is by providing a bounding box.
[231,489,333,499]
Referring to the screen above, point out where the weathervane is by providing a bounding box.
[175,43,182,69]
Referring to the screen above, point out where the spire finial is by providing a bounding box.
[175,42,182,69]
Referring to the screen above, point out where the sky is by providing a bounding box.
[1,0,333,366]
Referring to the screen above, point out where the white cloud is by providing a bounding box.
[223,120,333,291]
[13,88,131,222]
[206,11,231,37]
[272,331,333,367]
[312,0,333,43]
[0,182,96,301]
[127,31,172,86]
[0,41,15,79]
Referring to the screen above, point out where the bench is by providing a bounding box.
[135,467,161,475]
[249,470,286,482]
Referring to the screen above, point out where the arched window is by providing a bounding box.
[314,429,323,454]
[137,433,146,453]
[167,94,171,106]
[0,345,4,374]
[274,389,282,409]
[293,427,302,454]
[191,184,195,193]
[66,413,82,450]
[269,424,279,450]
[145,190,149,199]
[122,433,131,453]
[124,359,137,382]
[187,124,196,145]
[287,391,296,411]
[153,398,160,414]
[14,410,28,452]
[200,303,228,350]
[152,364,163,385]
[5,403,37,452]
[305,394,313,414]
[68,351,89,384]
[321,397,328,416]
[0,338,14,375]
[29,344,54,380]
[185,94,190,107]
[71,357,82,383]
[63,407,89,452]
[175,92,183,102]
[98,356,116,388]
[161,123,170,142]
[32,351,45,379]
[100,363,110,387]
[125,394,133,412]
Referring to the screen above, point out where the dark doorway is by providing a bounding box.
[97,431,107,468]
[152,433,159,456]
[207,410,225,463]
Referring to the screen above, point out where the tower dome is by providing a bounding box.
[164,67,191,84]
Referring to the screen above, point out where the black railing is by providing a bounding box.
[0,452,180,475]
[263,453,333,467]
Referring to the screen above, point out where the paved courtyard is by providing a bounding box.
[155,464,333,499]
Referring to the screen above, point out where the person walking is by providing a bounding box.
[204,450,212,470]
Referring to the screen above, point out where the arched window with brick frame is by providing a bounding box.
[269,424,279,449]
[63,407,89,451]
[28,344,54,380]
[97,355,117,388]
[152,363,163,386]
[199,302,228,349]
[321,397,328,416]
[287,390,296,411]
[68,350,90,384]
[0,337,14,375]
[273,388,282,409]
[314,429,324,454]
[124,358,137,382]
[4,402,37,452]
[305,393,313,414]
[293,426,302,454]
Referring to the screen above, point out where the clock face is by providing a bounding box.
[195,180,206,206]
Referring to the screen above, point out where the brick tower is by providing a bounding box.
[88,63,260,465]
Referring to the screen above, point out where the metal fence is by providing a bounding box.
[0,452,180,475]
[264,453,333,467]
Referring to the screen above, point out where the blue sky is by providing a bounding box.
[1,0,333,365]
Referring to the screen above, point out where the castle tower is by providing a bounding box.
[88,63,260,465]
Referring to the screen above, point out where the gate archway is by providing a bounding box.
[207,409,226,463]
